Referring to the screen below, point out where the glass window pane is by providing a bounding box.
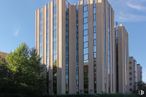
[84,35,88,42]
[84,48,88,54]
[84,42,88,48]
[94,33,96,39]
[94,27,96,32]
[94,21,96,26]
[84,54,88,60]
[94,39,96,45]
[84,23,88,29]
[84,59,88,63]
[93,8,96,14]
[94,46,96,52]
[84,5,88,12]
[84,17,88,23]
[84,30,88,36]
[94,52,96,58]
[83,11,88,18]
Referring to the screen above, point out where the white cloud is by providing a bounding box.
[117,12,146,22]
[14,29,20,37]
[127,1,146,11]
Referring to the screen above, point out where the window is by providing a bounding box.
[83,3,89,65]
[84,42,88,48]
[94,27,96,32]
[84,17,88,23]
[129,72,132,75]
[84,5,88,12]
[94,46,96,52]
[84,48,88,54]
[84,35,88,42]
[84,23,88,29]
[93,8,96,14]
[83,11,88,18]
[94,33,96,39]
[129,77,132,80]
[129,83,132,86]
[129,67,132,69]
[84,30,88,36]
[93,53,96,58]
[84,54,88,61]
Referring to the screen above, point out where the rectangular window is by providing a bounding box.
[83,11,88,18]
[84,42,88,48]
[84,48,88,54]
[94,46,96,52]
[94,33,96,39]
[94,21,96,26]
[84,23,88,29]
[83,5,88,12]
[93,8,96,14]
[93,52,96,58]
[84,54,88,61]
[93,39,96,45]
[84,17,88,23]
[84,29,88,36]
[94,27,96,32]
[84,35,88,42]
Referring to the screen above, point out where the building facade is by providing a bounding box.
[0,51,8,63]
[77,0,116,94]
[137,64,142,83]
[35,0,116,95]
[115,24,129,93]
[128,57,142,92]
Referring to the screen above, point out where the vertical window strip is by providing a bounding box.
[65,4,69,94]
[83,0,89,93]
[76,8,79,93]
[46,4,49,67]
[93,0,97,93]
[53,0,57,94]
[39,8,43,63]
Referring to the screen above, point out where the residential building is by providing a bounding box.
[115,24,129,93]
[137,64,142,83]
[0,51,8,63]
[35,0,116,95]
[128,57,142,92]
[0,51,8,76]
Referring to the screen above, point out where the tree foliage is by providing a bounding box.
[0,43,47,96]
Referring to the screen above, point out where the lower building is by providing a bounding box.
[128,57,142,92]
[0,51,8,63]
[115,24,129,93]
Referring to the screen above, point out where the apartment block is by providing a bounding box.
[0,51,8,63]
[35,0,116,95]
[128,57,142,92]
[137,64,142,83]
[115,24,129,93]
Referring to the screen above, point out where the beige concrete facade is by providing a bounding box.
[68,4,77,94]
[35,0,67,94]
[0,51,8,63]
[137,64,142,83]
[115,24,129,93]
[77,0,116,94]
[35,0,134,95]
[128,57,142,92]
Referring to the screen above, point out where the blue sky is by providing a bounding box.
[0,0,146,82]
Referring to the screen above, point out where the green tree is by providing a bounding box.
[4,43,46,95]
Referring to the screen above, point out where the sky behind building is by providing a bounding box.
[0,0,146,82]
